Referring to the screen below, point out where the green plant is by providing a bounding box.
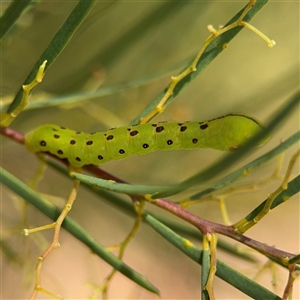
[1,1,299,299]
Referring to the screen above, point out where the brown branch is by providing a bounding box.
[153,197,297,263]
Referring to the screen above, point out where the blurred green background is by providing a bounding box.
[1,1,299,299]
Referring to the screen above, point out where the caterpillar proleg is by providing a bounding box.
[25,114,266,168]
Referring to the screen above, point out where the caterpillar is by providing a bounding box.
[25,114,266,168]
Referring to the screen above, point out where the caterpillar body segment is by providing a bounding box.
[24,114,266,168]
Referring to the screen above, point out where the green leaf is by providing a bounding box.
[145,214,281,300]
[0,0,35,40]
[153,90,300,198]
[6,0,98,114]
[45,158,259,264]
[243,174,300,222]
[71,172,170,194]
[190,129,300,200]
[131,0,269,124]
[0,167,159,295]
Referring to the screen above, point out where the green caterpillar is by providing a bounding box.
[25,114,266,168]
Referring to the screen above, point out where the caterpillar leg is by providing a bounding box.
[1,60,47,127]
[234,149,300,233]
[139,0,275,124]
[89,198,145,300]
[27,169,81,300]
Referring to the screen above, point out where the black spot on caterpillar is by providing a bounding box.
[25,114,266,168]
